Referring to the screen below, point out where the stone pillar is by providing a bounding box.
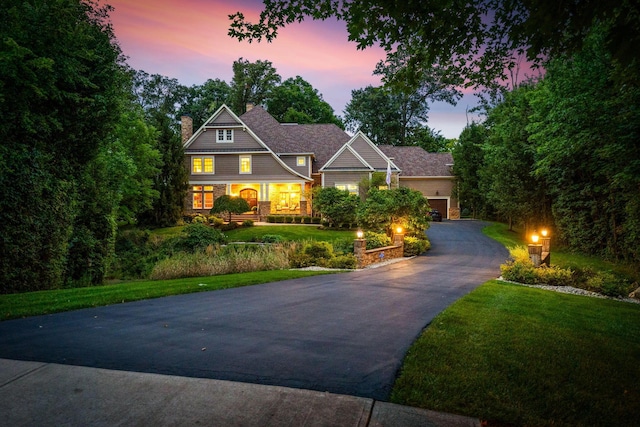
[354,238,366,268]
[181,115,193,143]
[541,237,551,266]
[528,244,542,268]
[449,207,460,220]
[392,232,405,249]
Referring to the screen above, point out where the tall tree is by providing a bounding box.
[452,123,489,218]
[266,76,342,126]
[229,57,281,114]
[481,82,549,232]
[0,0,124,292]
[529,26,640,261]
[131,70,190,227]
[180,78,231,129]
[229,1,640,91]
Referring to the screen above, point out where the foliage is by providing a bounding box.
[328,254,357,269]
[313,187,359,228]
[229,1,640,92]
[177,223,225,252]
[228,57,281,114]
[210,195,251,222]
[358,187,430,236]
[481,82,550,231]
[529,26,640,262]
[0,0,124,292]
[364,232,391,250]
[260,234,285,243]
[500,246,573,286]
[266,76,343,127]
[403,236,430,257]
[150,243,290,280]
[452,123,489,218]
[242,220,254,227]
[179,78,231,128]
[391,280,640,427]
[288,240,355,269]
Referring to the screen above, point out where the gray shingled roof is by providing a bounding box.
[379,146,454,177]
[240,106,350,173]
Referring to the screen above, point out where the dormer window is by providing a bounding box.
[217,129,233,143]
[297,156,306,166]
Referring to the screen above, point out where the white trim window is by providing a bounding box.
[193,185,214,209]
[239,155,252,174]
[296,156,306,166]
[335,183,358,194]
[216,129,233,143]
[192,156,214,174]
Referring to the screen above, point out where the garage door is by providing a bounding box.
[428,199,448,219]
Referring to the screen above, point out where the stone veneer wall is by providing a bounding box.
[449,207,461,220]
[354,234,405,268]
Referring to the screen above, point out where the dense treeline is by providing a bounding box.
[0,1,343,294]
[453,25,640,264]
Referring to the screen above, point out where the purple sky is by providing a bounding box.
[107,0,481,138]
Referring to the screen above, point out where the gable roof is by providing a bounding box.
[321,131,400,172]
[240,106,350,172]
[378,146,454,177]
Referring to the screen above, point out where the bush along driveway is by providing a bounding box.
[0,221,507,400]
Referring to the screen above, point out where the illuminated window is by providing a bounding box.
[192,156,214,174]
[203,186,214,209]
[217,129,233,143]
[193,185,214,209]
[239,155,252,174]
[297,156,306,166]
[335,183,358,195]
[193,186,203,209]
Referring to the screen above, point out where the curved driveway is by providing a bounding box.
[0,221,507,400]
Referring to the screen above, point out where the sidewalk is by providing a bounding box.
[1,359,480,426]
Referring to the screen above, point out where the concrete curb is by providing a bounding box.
[1,359,480,426]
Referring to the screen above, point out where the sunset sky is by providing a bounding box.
[106,0,479,138]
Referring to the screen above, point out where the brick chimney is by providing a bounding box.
[181,115,193,144]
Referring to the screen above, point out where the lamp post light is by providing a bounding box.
[354,229,366,268]
[393,226,404,247]
[528,231,543,267]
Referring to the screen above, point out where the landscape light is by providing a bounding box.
[356,230,364,239]
[531,232,540,244]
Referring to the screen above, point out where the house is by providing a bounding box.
[181,104,459,220]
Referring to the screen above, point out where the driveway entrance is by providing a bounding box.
[0,221,507,400]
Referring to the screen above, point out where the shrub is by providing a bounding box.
[304,241,334,260]
[328,254,357,269]
[178,223,225,252]
[332,238,355,255]
[584,271,634,297]
[219,222,239,231]
[312,217,322,224]
[261,234,284,243]
[403,236,430,256]
[535,265,574,287]
[192,214,208,224]
[266,215,275,223]
[303,216,312,224]
[284,215,294,223]
[365,231,392,250]
[209,216,224,228]
[242,220,254,227]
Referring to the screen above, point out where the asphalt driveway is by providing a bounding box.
[0,221,507,401]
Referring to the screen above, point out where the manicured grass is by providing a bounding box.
[391,280,640,426]
[151,224,356,244]
[223,225,356,243]
[0,269,338,321]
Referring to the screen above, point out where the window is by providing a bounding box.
[296,156,306,166]
[239,155,252,174]
[192,156,214,174]
[193,186,203,209]
[335,183,358,195]
[216,129,233,143]
[193,185,214,209]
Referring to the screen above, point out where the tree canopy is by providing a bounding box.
[229,1,640,90]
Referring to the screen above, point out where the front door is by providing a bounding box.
[239,188,258,210]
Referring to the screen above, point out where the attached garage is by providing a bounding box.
[427,198,449,218]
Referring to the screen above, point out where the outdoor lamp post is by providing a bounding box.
[354,230,366,268]
[356,229,364,240]
[393,226,404,247]
[528,231,543,267]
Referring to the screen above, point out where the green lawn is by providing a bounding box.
[0,269,338,321]
[391,222,640,426]
[391,280,640,426]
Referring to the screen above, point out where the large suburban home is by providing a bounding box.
[182,104,460,220]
